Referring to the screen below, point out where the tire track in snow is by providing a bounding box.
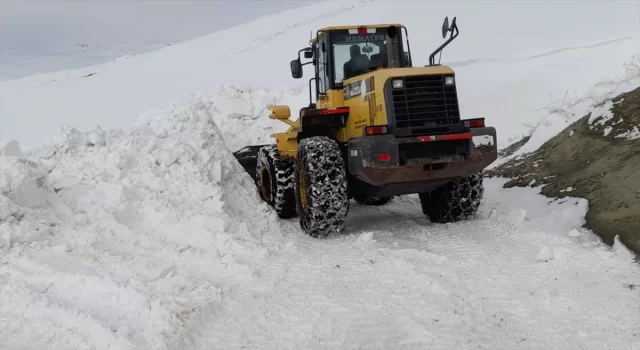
[190,205,480,348]
[191,227,478,349]
[188,182,640,350]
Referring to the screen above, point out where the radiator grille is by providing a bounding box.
[391,75,460,132]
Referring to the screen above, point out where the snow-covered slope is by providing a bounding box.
[2,0,639,149]
[2,0,640,349]
[490,55,640,169]
[0,1,315,80]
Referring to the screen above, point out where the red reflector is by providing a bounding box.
[418,133,472,142]
[464,118,485,128]
[377,153,391,161]
[445,133,473,140]
[321,107,349,114]
[470,119,484,128]
[358,27,367,34]
[365,126,388,135]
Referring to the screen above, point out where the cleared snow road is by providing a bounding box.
[189,179,640,350]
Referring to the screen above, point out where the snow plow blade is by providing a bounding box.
[233,145,268,182]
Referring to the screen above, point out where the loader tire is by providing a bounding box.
[353,195,393,206]
[419,172,484,223]
[294,136,349,238]
[256,145,296,219]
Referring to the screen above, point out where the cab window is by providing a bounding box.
[331,29,389,84]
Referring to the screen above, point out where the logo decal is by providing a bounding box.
[345,79,367,100]
[345,34,386,43]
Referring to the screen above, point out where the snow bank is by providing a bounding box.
[0,97,282,349]
[491,55,640,168]
[141,83,307,152]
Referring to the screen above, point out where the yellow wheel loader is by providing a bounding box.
[234,17,498,237]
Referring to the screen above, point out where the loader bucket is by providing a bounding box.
[233,145,267,182]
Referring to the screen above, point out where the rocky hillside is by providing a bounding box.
[487,87,640,255]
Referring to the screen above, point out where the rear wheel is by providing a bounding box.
[419,173,484,223]
[294,136,349,238]
[256,145,296,219]
[353,195,393,206]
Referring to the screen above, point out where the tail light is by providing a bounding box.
[377,153,391,161]
[463,118,485,128]
[365,125,388,135]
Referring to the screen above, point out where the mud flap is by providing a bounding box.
[470,127,497,154]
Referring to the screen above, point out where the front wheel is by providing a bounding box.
[294,136,349,238]
[419,173,484,223]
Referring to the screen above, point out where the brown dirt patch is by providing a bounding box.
[487,87,640,254]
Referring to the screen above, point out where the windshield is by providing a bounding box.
[331,28,401,84]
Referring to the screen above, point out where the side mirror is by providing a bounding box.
[442,17,450,38]
[362,46,373,53]
[267,105,291,120]
[290,59,303,79]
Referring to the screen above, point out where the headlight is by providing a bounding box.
[445,76,455,85]
[392,79,404,89]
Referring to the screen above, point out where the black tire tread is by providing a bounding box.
[294,136,349,237]
[256,145,296,219]
[419,173,484,223]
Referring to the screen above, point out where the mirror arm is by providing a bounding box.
[428,19,459,66]
[403,26,413,67]
[298,47,312,60]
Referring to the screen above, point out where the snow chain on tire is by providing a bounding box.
[256,145,297,219]
[419,172,484,223]
[294,136,349,238]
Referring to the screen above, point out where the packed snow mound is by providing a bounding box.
[0,98,283,349]
[154,83,307,151]
[0,140,24,157]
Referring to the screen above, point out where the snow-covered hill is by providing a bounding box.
[0,1,315,80]
[2,0,640,149]
[2,0,640,349]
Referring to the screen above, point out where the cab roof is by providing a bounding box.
[309,23,404,44]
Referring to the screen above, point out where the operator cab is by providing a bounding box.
[332,26,412,82]
[290,19,458,109]
[290,24,414,100]
[316,25,412,88]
